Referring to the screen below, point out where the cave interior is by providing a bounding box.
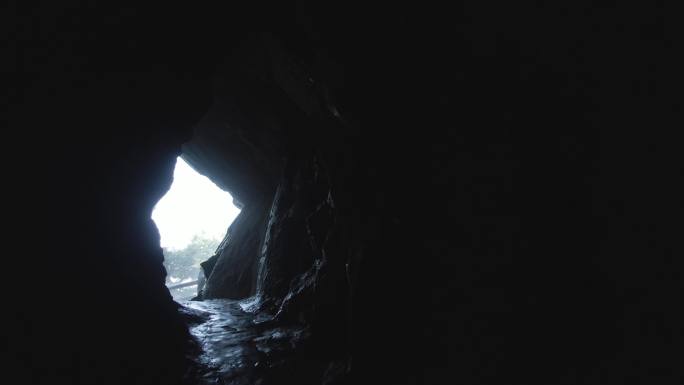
[7,3,682,385]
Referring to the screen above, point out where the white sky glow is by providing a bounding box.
[151,157,240,250]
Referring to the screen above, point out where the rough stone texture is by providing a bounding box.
[255,152,334,312]
[179,25,683,384]
[181,35,295,207]
[201,196,270,299]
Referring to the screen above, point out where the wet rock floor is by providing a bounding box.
[179,299,345,385]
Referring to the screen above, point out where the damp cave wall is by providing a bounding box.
[7,6,249,385]
[182,22,681,383]
[7,3,683,385]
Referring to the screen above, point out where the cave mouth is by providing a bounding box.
[151,156,241,300]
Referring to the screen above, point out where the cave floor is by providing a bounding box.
[179,299,343,385]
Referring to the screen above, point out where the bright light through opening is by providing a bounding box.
[151,157,241,300]
[152,157,240,250]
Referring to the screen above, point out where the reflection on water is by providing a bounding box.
[180,299,345,385]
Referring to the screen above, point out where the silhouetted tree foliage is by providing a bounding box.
[163,234,220,283]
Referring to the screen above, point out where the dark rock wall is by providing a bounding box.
[7,5,244,384]
[201,196,270,299]
[9,71,209,385]
[177,13,682,383]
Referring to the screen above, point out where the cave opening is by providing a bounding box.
[151,156,241,300]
